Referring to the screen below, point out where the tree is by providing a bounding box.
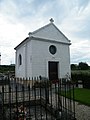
[71,64,78,70]
[78,62,89,70]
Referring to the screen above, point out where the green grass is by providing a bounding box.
[61,88,90,106]
[74,88,90,106]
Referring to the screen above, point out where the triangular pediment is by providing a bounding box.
[30,23,70,44]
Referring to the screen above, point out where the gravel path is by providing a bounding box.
[75,102,90,120]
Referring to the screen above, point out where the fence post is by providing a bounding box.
[45,80,49,104]
[59,79,62,111]
[40,78,43,120]
[15,85,18,119]
[9,84,11,120]
[72,84,76,119]
[34,77,37,119]
[22,85,25,120]
[50,80,53,119]
[28,84,31,119]
[45,81,48,120]
[2,86,4,120]
[0,92,2,119]
[65,82,67,120]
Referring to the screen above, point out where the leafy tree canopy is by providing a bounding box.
[71,62,89,70]
[71,64,78,70]
[78,62,89,70]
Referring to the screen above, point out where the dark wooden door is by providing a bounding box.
[48,61,58,80]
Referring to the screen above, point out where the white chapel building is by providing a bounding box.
[14,19,71,80]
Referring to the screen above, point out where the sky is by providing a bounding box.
[0,0,90,65]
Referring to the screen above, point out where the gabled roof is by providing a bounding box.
[28,22,71,43]
[14,20,71,50]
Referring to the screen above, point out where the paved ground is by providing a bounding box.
[75,102,90,120]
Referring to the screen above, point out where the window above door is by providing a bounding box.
[49,45,57,55]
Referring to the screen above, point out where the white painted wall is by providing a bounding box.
[15,39,70,79]
[26,39,70,78]
[25,40,32,78]
[15,45,26,78]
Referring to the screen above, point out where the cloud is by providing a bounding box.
[56,0,90,65]
[0,0,90,65]
[0,12,30,65]
[0,46,15,65]
[70,40,90,65]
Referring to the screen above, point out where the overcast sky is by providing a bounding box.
[0,0,90,65]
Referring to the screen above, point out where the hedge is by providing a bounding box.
[71,71,90,89]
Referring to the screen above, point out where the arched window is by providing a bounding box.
[19,54,22,65]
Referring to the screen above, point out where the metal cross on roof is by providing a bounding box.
[50,18,54,23]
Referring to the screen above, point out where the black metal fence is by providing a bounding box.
[0,77,76,120]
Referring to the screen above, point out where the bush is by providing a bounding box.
[71,71,90,89]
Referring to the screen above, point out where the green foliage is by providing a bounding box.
[71,62,89,70]
[78,62,89,70]
[0,65,15,73]
[71,64,78,70]
[71,70,90,88]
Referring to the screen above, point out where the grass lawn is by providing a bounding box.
[74,88,90,106]
[61,88,90,106]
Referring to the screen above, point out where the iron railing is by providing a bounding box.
[0,77,76,120]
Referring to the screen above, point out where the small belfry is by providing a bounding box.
[50,18,54,23]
